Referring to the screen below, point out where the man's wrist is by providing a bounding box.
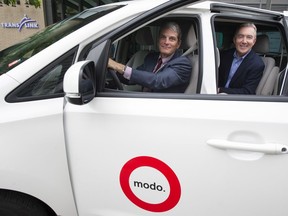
[116,63,125,74]
[122,65,127,74]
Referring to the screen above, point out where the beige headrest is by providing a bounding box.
[186,24,197,50]
[253,34,270,54]
[181,24,197,50]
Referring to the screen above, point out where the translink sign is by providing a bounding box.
[1,15,39,31]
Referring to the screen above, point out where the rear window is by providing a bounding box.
[214,21,287,72]
[257,31,284,54]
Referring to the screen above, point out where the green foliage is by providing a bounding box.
[3,0,41,8]
[3,0,15,5]
[28,0,41,8]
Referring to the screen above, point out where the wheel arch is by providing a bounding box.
[0,188,57,216]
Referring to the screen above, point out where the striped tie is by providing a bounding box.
[153,58,162,73]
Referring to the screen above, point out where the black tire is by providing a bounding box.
[0,190,56,216]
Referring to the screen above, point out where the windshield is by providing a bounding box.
[0,4,123,75]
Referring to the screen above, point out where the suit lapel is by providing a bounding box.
[155,51,182,73]
[223,49,235,82]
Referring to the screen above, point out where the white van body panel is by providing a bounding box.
[64,97,288,215]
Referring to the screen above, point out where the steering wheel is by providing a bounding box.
[108,68,123,90]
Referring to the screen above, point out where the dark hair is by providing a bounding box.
[159,22,182,41]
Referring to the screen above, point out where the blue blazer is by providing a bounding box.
[130,50,192,93]
[218,48,264,94]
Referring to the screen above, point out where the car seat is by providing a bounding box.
[123,27,155,91]
[126,27,154,68]
[253,34,279,95]
[182,24,199,94]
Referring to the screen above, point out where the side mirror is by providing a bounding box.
[63,60,96,105]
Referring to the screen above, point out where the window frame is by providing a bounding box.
[212,14,288,97]
[6,46,78,103]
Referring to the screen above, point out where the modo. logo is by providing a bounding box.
[119,156,181,212]
[133,181,165,192]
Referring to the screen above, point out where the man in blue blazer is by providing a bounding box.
[218,23,265,94]
[108,22,192,93]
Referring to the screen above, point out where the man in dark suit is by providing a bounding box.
[108,22,192,93]
[218,23,265,94]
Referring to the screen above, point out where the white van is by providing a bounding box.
[1,0,288,215]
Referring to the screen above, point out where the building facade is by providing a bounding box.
[42,0,125,26]
[0,0,45,50]
[0,0,124,51]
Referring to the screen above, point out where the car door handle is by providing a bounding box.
[207,139,288,154]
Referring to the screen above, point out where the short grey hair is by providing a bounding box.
[159,22,182,41]
[235,22,257,36]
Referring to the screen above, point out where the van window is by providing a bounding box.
[6,48,77,102]
[214,18,288,96]
[96,18,200,94]
[258,31,282,53]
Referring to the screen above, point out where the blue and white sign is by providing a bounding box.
[1,15,39,31]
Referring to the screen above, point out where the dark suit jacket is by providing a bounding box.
[218,48,265,94]
[129,50,192,93]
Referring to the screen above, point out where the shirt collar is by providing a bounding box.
[233,49,251,60]
[159,53,174,64]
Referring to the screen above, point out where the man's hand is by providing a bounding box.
[108,58,125,75]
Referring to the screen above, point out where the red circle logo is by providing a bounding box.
[119,156,181,212]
